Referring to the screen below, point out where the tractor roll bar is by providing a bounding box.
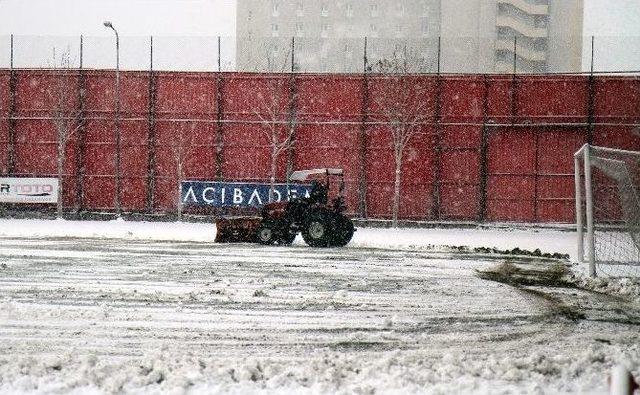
[289,168,344,182]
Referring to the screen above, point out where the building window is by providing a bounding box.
[534,39,548,52]
[421,17,429,36]
[396,3,405,16]
[497,51,510,63]
[296,1,304,16]
[296,22,304,37]
[370,24,378,37]
[421,2,430,16]
[395,24,403,37]
[321,2,329,17]
[345,43,353,59]
[345,3,353,18]
[370,2,378,17]
[368,43,376,60]
[271,23,279,37]
[272,2,279,16]
[535,17,548,28]
[321,23,329,38]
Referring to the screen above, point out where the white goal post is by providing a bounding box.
[575,144,640,278]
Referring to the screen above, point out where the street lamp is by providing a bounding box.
[103,21,121,217]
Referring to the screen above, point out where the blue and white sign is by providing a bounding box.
[181,181,312,208]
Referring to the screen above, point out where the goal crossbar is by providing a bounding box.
[575,144,640,158]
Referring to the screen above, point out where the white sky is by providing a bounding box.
[0,0,638,37]
[0,0,638,71]
[583,0,640,37]
[0,0,236,36]
[582,0,640,71]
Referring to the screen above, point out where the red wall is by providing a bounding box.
[1,69,639,223]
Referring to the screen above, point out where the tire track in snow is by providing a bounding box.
[0,237,597,362]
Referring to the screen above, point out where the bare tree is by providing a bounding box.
[372,50,431,227]
[170,122,195,221]
[49,48,81,219]
[247,44,296,202]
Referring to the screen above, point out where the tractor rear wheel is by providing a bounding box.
[256,223,276,245]
[302,211,331,247]
[330,215,354,247]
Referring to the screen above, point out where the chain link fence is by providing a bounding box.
[1,35,639,74]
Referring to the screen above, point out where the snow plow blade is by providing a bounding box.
[215,217,262,243]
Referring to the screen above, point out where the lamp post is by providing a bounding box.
[104,21,121,217]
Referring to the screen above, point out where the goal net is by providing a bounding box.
[575,144,640,277]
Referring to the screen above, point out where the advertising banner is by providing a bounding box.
[181,181,312,208]
[0,177,59,204]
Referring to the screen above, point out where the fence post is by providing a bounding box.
[286,36,297,180]
[511,57,518,125]
[437,36,441,74]
[146,36,157,213]
[431,36,442,220]
[290,36,295,73]
[357,37,369,218]
[587,36,595,145]
[218,35,221,72]
[590,35,595,75]
[75,35,87,213]
[478,74,490,222]
[7,34,16,175]
[215,36,224,180]
[512,36,517,74]
[114,34,122,217]
[533,128,540,222]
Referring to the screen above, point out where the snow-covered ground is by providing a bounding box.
[0,218,578,258]
[0,219,638,394]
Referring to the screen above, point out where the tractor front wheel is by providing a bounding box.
[256,223,276,245]
[302,211,331,247]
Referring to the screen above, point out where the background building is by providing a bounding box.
[236,0,441,72]
[236,0,584,73]
[441,0,584,73]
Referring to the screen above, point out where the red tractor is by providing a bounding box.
[215,168,355,247]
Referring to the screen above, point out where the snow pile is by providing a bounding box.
[349,227,576,260]
[0,344,637,394]
[568,272,640,303]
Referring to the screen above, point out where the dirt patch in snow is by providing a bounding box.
[477,261,640,326]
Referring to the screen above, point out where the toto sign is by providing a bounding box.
[0,178,59,204]
[181,181,312,208]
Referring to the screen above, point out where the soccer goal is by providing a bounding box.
[575,144,640,278]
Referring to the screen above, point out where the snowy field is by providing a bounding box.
[0,219,639,394]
